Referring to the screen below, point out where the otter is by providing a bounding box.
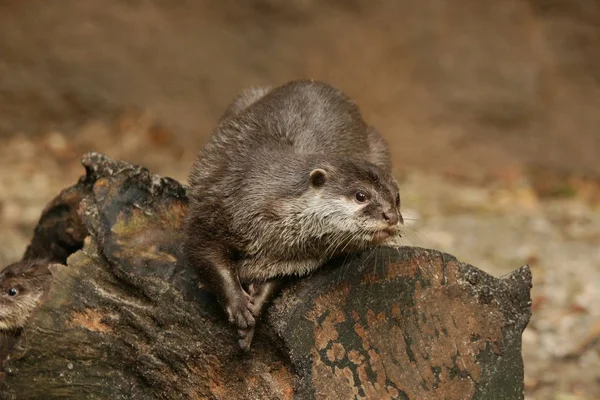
[184,80,404,350]
[0,259,52,331]
[0,259,52,368]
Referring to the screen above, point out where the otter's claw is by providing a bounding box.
[237,327,256,351]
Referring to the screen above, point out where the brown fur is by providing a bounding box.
[184,80,403,350]
[0,259,52,331]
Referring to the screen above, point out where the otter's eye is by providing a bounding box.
[355,191,368,203]
[8,288,17,297]
[395,193,401,207]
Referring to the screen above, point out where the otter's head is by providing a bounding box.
[0,259,52,331]
[303,158,403,250]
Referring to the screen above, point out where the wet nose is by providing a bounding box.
[382,211,399,226]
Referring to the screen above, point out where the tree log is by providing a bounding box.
[0,153,532,400]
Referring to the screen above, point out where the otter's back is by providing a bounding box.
[243,80,372,157]
[189,80,391,191]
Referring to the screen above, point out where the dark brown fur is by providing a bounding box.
[184,80,403,350]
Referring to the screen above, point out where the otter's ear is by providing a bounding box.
[309,169,327,187]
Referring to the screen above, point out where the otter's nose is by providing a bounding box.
[382,211,398,226]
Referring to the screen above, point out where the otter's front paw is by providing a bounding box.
[225,291,256,329]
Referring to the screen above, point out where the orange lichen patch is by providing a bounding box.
[311,308,346,350]
[313,361,359,400]
[354,321,369,349]
[185,390,210,400]
[93,177,111,192]
[91,177,112,201]
[161,201,188,227]
[361,256,415,285]
[391,302,402,319]
[309,254,506,399]
[368,286,501,397]
[360,270,380,285]
[347,350,364,365]
[355,360,397,400]
[166,359,210,399]
[305,284,350,350]
[245,375,260,392]
[188,355,230,399]
[240,364,295,400]
[184,368,211,399]
[202,355,227,399]
[350,312,402,399]
[326,342,346,362]
[376,252,462,287]
[269,364,295,400]
[70,309,113,333]
[196,355,294,400]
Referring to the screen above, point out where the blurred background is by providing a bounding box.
[0,1,599,398]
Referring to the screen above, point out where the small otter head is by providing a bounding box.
[305,158,404,250]
[0,259,52,331]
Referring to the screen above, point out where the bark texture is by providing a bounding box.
[0,153,532,400]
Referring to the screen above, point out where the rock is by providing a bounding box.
[0,153,532,399]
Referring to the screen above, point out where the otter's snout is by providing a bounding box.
[382,211,399,226]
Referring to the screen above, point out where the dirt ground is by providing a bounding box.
[1,1,599,398]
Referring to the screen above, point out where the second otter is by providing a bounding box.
[184,80,404,350]
[0,258,52,369]
[0,259,52,331]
